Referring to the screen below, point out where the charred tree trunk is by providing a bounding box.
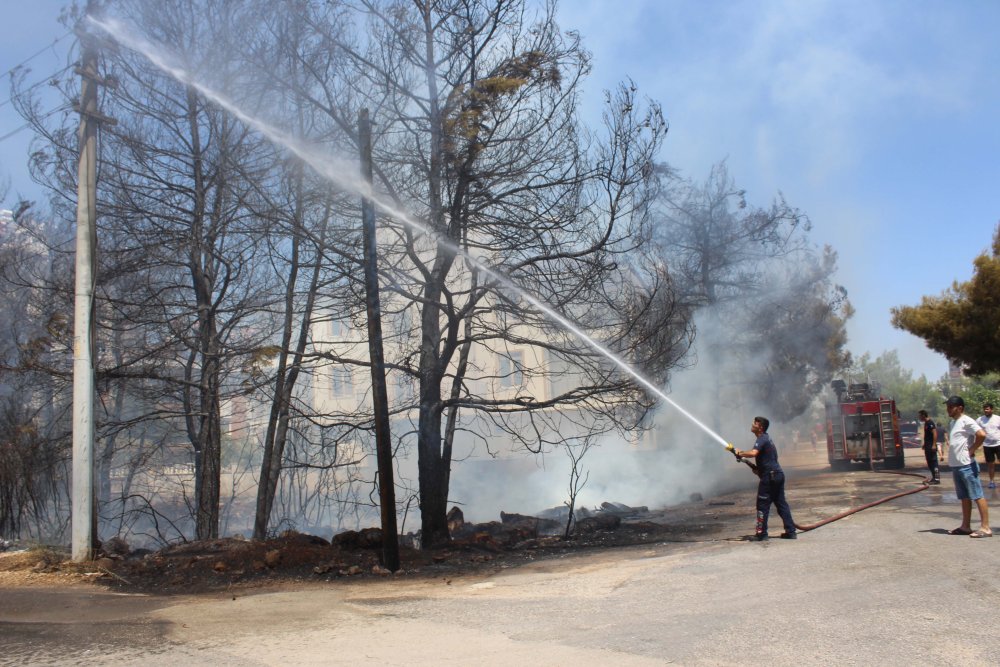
[184,85,223,541]
[417,272,450,548]
[253,190,326,540]
[414,3,454,548]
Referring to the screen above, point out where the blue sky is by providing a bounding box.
[1,2,72,203]
[556,0,1000,380]
[3,0,998,380]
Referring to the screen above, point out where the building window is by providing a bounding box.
[499,350,524,388]
[331,319,349,337]
[331,367,353,397]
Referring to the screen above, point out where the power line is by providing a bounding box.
[0,63,74,110]
[2,30,74,79]
[0,103,72,143]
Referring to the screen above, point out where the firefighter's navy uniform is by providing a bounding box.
[753,432,796,539]
[923,418,941,483]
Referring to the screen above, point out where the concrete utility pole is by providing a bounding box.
[72,3,114,562]
[359,109,400,571]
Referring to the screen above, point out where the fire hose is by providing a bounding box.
[724,442,930,533]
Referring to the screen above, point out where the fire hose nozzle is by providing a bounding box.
[725,443,735,453]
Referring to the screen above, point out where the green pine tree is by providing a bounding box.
[892,224,1000,375]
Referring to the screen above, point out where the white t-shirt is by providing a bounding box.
[949,414,983,467]
[977,414,1000,447]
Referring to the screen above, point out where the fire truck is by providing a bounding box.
[825,380,905,470]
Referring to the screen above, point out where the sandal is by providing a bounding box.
[970,530,993,538]
[948,527,973,535]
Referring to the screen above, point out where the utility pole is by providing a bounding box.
[72,2,114,562]
[359,109,400,571]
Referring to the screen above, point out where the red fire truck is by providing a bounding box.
[825,380,905,470]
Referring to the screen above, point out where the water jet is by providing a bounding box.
[87,15,732,451]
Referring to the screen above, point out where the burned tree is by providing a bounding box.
[296,0,692,547]
[0,209,75,540]
[14,0,286,541]
[11,0,693,548]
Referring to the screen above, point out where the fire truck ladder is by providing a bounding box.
[830,409,846,458]
[879,402,895,456]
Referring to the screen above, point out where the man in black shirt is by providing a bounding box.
[734,416,797,540]
[918,410,940,484]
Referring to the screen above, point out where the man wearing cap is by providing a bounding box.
[733,416,797,541]
[976,403,1000,489]
[944,396,990,537]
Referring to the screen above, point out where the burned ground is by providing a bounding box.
[1,454,928,596]
[0,496,751,595]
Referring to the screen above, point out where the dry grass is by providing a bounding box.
[0,546,99,587]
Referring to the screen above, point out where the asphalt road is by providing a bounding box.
[3,454,999,666]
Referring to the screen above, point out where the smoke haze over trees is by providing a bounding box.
[0,208,73,539]
[651,161,852,426]
[2,0,854,550]
[848,350,943,420]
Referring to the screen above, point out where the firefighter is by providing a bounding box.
[918,410,940,484]
[734,416,796,540]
